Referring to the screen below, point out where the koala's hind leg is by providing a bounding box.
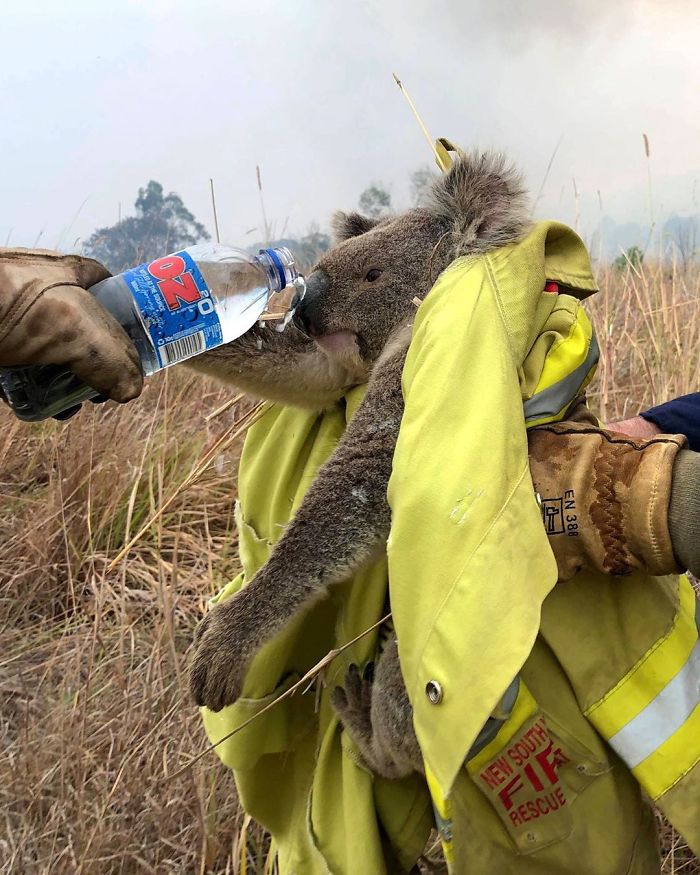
[331,634,424,779]
[190,329,411,712]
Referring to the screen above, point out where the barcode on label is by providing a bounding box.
[159,331,206,366]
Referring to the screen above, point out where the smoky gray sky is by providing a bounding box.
[2,0,698,251]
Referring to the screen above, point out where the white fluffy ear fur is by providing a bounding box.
[330,211,383,243]
[427,151,531,259]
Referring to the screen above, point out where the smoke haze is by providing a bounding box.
[1,0,698,252]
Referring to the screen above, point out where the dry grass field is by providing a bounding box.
[1,259,699,873]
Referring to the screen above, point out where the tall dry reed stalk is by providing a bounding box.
[1,261,699,873]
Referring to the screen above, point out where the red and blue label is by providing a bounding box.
[122,250,223,368]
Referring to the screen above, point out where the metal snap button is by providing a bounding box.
[426,680,443,704]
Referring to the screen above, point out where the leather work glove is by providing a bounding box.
[0,248,143,407]
[528,420,686,581]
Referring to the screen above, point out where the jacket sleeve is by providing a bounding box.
[641,393,700,451]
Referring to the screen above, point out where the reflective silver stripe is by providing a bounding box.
[607,633,700,769]
[431,805,453,844]
[524,333,600,422]
[466,676,520,761]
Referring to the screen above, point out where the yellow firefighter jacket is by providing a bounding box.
[200,221,700,873]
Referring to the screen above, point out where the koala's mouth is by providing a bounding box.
[293,309,368,363]
[312,330,360,359]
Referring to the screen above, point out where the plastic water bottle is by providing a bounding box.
[0,244,305,421]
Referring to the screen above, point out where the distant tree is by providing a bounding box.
[613,245,644,271]
[664,214,699,271]
[410,165,436,206]
[84,181,209,272]
[251,227,331,272]
[358,183,392,219]
[294,227,331,269]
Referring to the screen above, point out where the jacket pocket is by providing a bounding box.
[464,678,609,855]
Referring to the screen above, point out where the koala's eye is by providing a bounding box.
[364,268,382,282]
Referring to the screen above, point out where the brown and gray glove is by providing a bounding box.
[0,247,142,403]
[528,420,691,580]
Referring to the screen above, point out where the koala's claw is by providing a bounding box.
[189,600,248,711]
[330,685,348,711]
[329,663,374,741]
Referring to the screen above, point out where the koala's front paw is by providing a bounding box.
[330,662,375,742]
[189,595,253,711]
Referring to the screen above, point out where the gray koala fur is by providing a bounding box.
[188,150,530,778]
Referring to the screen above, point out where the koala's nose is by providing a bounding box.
[296,269,329,336]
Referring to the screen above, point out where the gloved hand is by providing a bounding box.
[0,248,143,405]
[528,420,686,580]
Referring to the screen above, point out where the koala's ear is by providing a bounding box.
[331,211,381,243]
[427,151,530,256]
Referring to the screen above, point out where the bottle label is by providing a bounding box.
[121,250,223,368]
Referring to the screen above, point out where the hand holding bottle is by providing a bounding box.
[0,244,305,421]
[0,248,143,410]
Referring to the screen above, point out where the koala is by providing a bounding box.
[188,151,530,778]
